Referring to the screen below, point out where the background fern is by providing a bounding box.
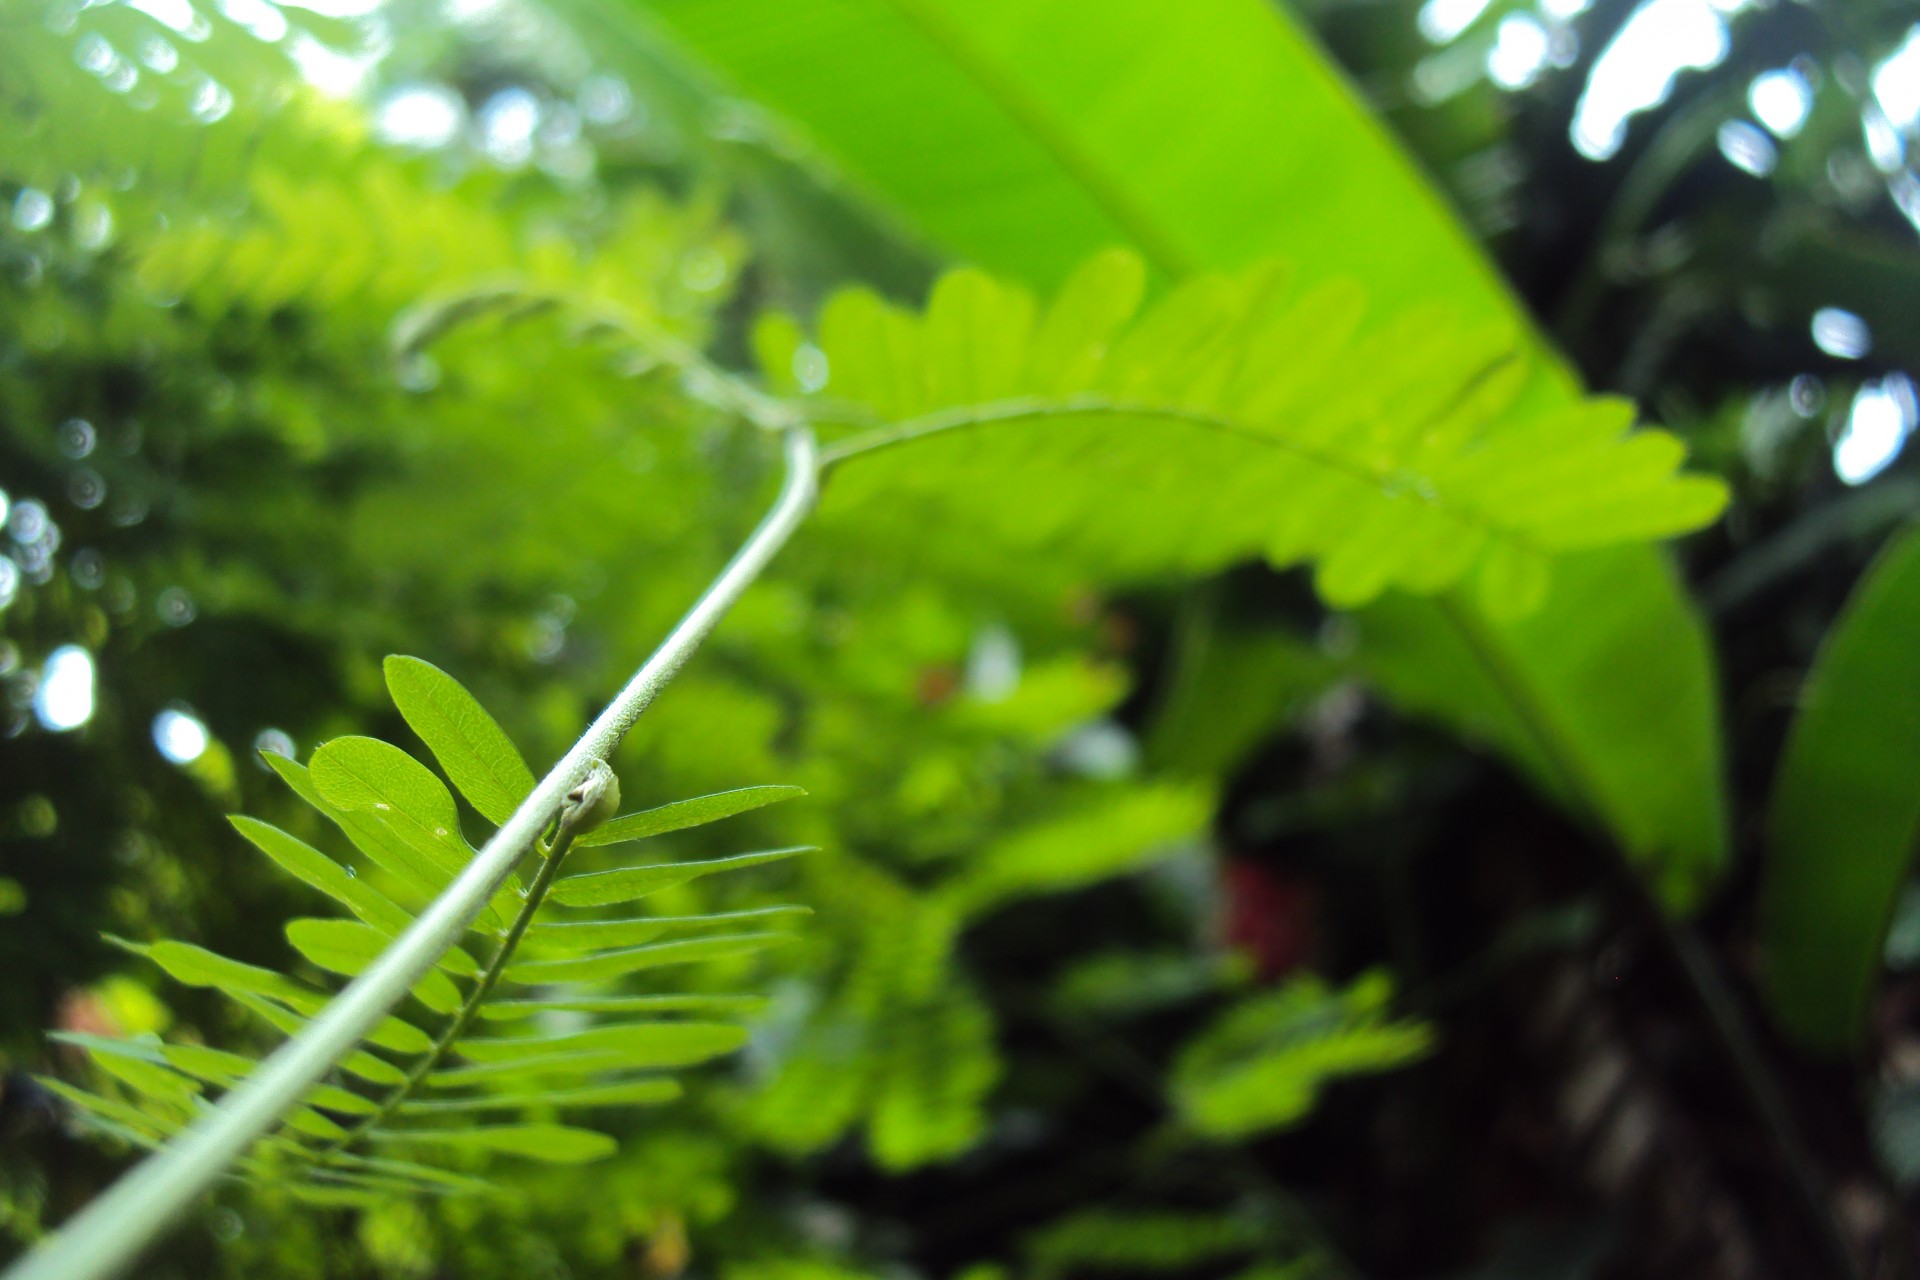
[783,252,1725,618]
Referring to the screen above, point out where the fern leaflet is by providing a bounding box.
[776,251,1726,616]
[44,657,808,1200]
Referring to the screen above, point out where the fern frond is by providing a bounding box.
[49,656,807,1194]
[789,251,1726,615]
[1170,969,1431,1140]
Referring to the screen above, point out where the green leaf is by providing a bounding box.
[524,905,811,953]
[452,1021,749,1068]
[286,742,513,931]
[284,918,467,1014]
[309,736,478,884]
[226,991,411,1084]
[91,1049,202,1107]
[36,1077,175,1144]
[939,785,1209,918]
[641,0,1541,326]
[574,784,807,848]
[123,938,319,1013]
[372,1124,618,1164]
[476,994,768,1021]
[312,1152,499,1195]
[60,1033,378,1129]
[548,846,812,907]
[642,0,1729,899]
[1759,525,1920,1053]
[117,938,432,1056]
[397,1078,682,1114]
[288,1171,458,1204]
[1170,971,1431,1139]
[1349,550,1730,908]
[266,752,518,932]
[230,817,481,978]
[506,932,794,984]
[426,1051,641,1089]
[230,816,414,936]
[263,754,443,901]
[807,256,1722,614]
[384,655,537,827]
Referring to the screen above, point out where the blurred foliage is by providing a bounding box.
[3,0,1919,1276]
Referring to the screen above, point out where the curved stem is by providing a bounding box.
[9,426,820,1280]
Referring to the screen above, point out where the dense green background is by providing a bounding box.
[3,0,1918,1276]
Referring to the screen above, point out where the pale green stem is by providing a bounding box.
[316,822,582,1158]
[8,426,819,1280]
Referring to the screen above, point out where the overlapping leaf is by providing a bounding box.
[47,655,808,1198]
[795,252,1725,616]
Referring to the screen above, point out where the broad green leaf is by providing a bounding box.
[477,994,767,1021]
[397,1078,682,1114]
[452,1021,748,1068]
[505,932,794,984]
[157,1042,262,1084]
[1349,551,1730,907]
[384,655,537,827]
[1759,526,1920,1053]
[549,846,812,907]
[574,784,807,848]
[51,1031,170,1065]
[284,918,467,1014]
[640,0,1546,332]
[641,0,1729,900]
[372,1124,617,1164]
[524,905,810,954]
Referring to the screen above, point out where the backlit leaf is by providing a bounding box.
[574,785,806,848]
[384,656,537,828]
[549,846,812,908]
[505,933,794,984]
[372,1124,617,1164]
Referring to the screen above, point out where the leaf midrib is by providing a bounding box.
[817,385,1547,556]
[877,0,1194,277]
